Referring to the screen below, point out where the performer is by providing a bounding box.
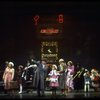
[48,64,60,96]
[90,69,100,92]
[17,65,24,94]
[21,63,37,93]
[32,59,47,96]
[2,62,15,94]
[74,65,85,92]
[58,58,66,95]
[83,69,91,92]
[21,60,35,82]
[65,61,74,92]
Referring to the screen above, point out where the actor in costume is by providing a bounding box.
[17,65,24,94]
[32,59,47,96]
[58,58,66,95]
[2,62,15,93]
[83,69,91,92]
[90,69,100,92]
[48,64,60,95]
[65,61,74,92]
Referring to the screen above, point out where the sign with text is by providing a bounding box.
[33,14,64,39]
[41,41,58,63]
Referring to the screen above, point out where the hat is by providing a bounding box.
[52,64,57,69]
[59,58,64,62]
[67,61,73,64]
[85,69,88,72]
[91,69,96,73]
[19,65,23,69]
[9,62,14,67]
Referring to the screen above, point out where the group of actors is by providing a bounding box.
[2,58,100,96]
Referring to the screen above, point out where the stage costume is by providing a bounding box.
[83,69,91,92]
[90,69,100,92]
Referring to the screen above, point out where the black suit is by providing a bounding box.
[33,60,47,96]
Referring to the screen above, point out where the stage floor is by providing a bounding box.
[0,90,100,99]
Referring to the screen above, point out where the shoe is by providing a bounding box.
[19,91,22,94]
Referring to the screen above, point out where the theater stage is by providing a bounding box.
[0,90,100,99]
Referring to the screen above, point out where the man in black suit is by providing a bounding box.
[32,59,47,96]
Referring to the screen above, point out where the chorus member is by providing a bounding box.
[90,69,100,92]
[3,62,15,93]
[65,61,74,92]
[17,65,24,94]
[83,69,91,92]
[48,64,60,96]
[58,58,66,95]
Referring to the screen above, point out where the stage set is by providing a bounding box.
[0,1,100,99]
